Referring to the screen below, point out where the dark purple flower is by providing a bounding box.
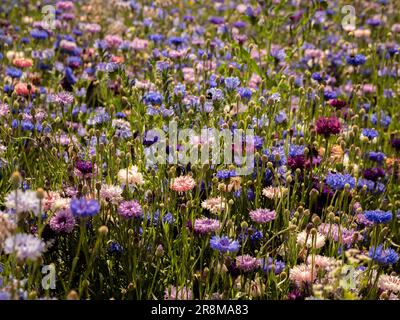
[75,160,93,175]
[288,155,306,170]
[363,167,385,181]
[315,116,341,137]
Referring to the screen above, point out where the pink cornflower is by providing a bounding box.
[12,58,33,68]
[201,197,225,214]
[170,175,196,193]
[130,38,149,50]
[59,39,77,51]
[56,1,74,10]
[104,34,122,48]
[118,200,142,219]
[14,83,36,96]
[236,255,260,272]
[289,264,316,286]
[43,191,61,211]
[249,208,276,224]
[0,103,9,117]
[306,255,337,270]
[193,218,220,234]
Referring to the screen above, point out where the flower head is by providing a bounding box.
[235,254,260,272]
[170,175,196,193]
[4,233,45,261]
[118,200,142,219]
[210,235,240,253]
[49,209,75,233]
[70,198,100,218]
[249,208,276,224]
[315,116,341,137]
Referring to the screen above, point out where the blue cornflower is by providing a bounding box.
[144,91,163,105]
[168,36,184,47]
[30,29,48,40]
[216,170,237,179]
[371,112,391,129]
[224,77,240,90]
[369,245,399,265]
[357,179,376,192]
[6,67,22,79]
[260,257,286,275]
[288,144,305,157]
[324,90,337,100]
[275,111,287,124]
[70,198,100,218]
[174,83,186,97]
[326,172,356,190]
[210,236,240,253]
[237,87,252,101]
[311,72,326,83]
[346,54,366,66]
[364,210,392,224]
[148,34,164,43]
[21,120,34,131]
[361,128,379,140]
[206,88,224,101]
[368,151,386,164]
[156,61,170,72]
[108,241,123,255]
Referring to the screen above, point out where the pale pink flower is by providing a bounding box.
[100,184,123,205]
[297,230,326,249]
[117,166,145,187]
[262,186,287,199]
[43,191,61,211]
[201,197,225,214]
[306,255,336,270]
[289,264,316,286]
[170,175,196,193]
[164,286,193,300]
[378,275,400,293]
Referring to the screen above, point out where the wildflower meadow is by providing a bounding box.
[1,0,400,302]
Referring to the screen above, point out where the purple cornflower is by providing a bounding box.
[249,209,276,224]
[118,200,142,219]
[70,198,100,218]
[49,92,74,106]
[75,160,93,175]
[235,254,260,272]
[49,209,75,233]
[362,167,385,181]
[194,218,220,234]
[210,236,240,253]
